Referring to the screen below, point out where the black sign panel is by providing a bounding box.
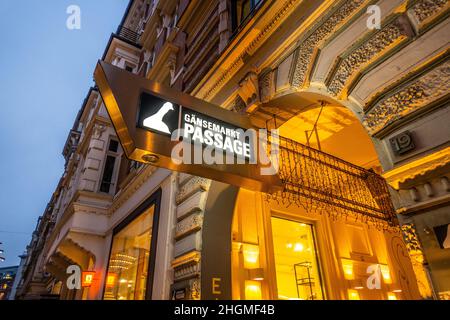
[137,92,254,161]
[137,92,180,136]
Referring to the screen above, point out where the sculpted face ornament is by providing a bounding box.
[143,102,175,134]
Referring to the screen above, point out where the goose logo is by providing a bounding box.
[143,102,174,134]
[138,92,179,135]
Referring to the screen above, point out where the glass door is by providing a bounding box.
[271,217,325,300]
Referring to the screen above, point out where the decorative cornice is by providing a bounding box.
[363,58,450,135]
[175,212,203,240]
[326,14,414,98]
[291,0,369,89]
[197,0,302,100]
[109,164,158,214]
[408,0,449,30]
[383,147,450,189]
[176,177,211,205]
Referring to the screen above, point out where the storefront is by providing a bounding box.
[103,189,161,300]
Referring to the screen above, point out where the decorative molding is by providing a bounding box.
[408,0,449,31]
[326,15,414,98]
[172,251,201,281]
[237,71,260,112]
[363,59,450,135]
[383,147,450,189]
[291,0,369,89]
[175,177,211,205]
[232,95,247,113]
[198,0,302,100]
[245,0,302,57]
[190,278,201,300]
[108,165,158,214]
[259,69,275,103]
[400,223,434,299]
[175,212,204,240]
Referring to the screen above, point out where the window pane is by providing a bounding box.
[271,217,324,300]
[100,156,116,193]
[103,205,154,300]
[240,0,251,23]
[109,140,119,152]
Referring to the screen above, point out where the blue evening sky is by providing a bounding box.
[0,1,129,266]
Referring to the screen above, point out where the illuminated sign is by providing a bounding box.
[106,273,117,288]
[137,92,253,161]
[94,61,282,193]
[81,271,96,287]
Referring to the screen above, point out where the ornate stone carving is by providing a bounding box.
[400,223,434,299]
[200,0,302,100]
[176,177,211,205]
[363,60,450,134]
[291,0,367,88]
[409,0,448,24]
[176,212,204,239]
[259,70,275,103]
[237,71,260,112]
[190,278,201,300]
[166,51,177,81]
[327,16,413,97]
[232,95,247,113]
[172,251,201,281]
[92,123,106,139]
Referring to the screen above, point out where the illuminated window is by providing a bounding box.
[103,190,161,300]
[271,217,324,300]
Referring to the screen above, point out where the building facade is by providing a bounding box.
[0,266,18,300]
[16,0,449,300]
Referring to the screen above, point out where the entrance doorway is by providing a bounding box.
[271,217,324,300]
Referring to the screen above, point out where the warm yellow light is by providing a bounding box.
[286,243,293,248]
[106,273,117,288]
[379,264,391,283]
[81,271,96,287]
[387,292,397,300]
[341,259,354,280]
[383,147,450,189]
[242,244,259,268]
[348,289,360,300]
[245,281,262,300]
[293,243,304,252]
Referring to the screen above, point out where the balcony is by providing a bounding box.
[267,135,398,228]
[116,24,140,45]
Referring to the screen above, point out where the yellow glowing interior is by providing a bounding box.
[242,244,260,268]
[341,259,354,280]
[387,292,397,300]
[245,280,262,300]
[379,264,392,284]
[348,289,360,300]
[271,217,324,300]
[278,105,380,169]
[103,205,154,300]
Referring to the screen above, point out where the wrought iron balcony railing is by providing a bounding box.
[266,135,398,229]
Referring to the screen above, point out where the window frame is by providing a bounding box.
[102,188,162,300]
[231,0,264,35]
[269,214,327,300]
[99,137,121,195]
